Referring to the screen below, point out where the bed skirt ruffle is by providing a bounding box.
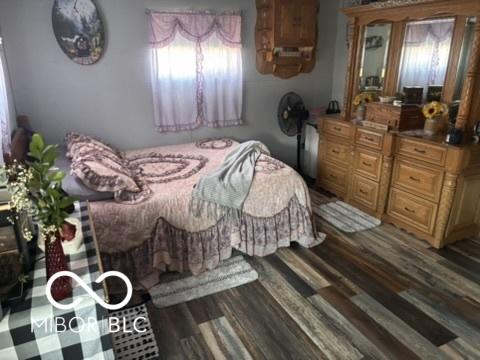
[101,196,316,290]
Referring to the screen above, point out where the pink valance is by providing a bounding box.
[405,20,454,45]
[149,12,242,48]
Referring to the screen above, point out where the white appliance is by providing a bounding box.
[303,122,318,179]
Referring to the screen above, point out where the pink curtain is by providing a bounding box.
[149,12,243,133]
[149,12,241,48]
[0,40,11,157]
[399,19,454,92]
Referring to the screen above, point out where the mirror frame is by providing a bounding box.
[342,0,480,131]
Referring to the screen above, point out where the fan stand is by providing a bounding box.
[296,119,303,175]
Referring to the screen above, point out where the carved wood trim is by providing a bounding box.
[456,21,480,130]
[433,172,458,248]
[383,21,406,96]
[350,23,367,118]
[342,0,480,25]
[442,16,467,103]
[377,155,393,216]
[342,17,360,121]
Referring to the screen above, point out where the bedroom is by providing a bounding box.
[0,0,479,359]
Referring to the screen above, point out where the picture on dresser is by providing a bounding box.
[426,85,443,102]
[52,0,105,65]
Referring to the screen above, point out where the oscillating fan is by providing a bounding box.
[277,92,310,174]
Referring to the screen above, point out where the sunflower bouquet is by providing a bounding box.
[353,92,377,108]
[422,101,449,119]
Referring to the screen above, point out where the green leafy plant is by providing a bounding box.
[26,133,75,238]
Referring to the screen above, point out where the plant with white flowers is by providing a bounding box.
[1,162,36,241]
[2,133,75,242]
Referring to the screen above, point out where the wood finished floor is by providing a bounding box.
[146,189,480,359]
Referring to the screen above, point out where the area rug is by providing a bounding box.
[312,200,381,233]
[150,255,258,308]
[110,303,159,360]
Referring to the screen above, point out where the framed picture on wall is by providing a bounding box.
[52,0,106,65]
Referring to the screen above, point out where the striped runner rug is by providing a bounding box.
[310,190,381,233]
[150,256,258,308]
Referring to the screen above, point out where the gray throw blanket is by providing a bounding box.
[190,141,270,217]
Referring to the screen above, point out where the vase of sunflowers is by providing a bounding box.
[422,101,449,136]
[353,92,376,123]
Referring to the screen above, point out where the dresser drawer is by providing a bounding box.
[355,128,384,150]
[353,149,382,181]
[351,174,379,211]
[325,140,352,166]
[324,119,352,139]
[392,158,444,202]
[388,188,438,235]
[397,138,447,166]
[318,162,349,195]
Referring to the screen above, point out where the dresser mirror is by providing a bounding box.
[343,0,480,132]
[453,16,477,101]
[358,23,392,91]
[397,18,455,99]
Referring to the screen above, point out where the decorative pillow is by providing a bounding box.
[56,148,114,201]
[71,153,140,193]
[65,132,122,160]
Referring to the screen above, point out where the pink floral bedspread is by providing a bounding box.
[89,139,316,289]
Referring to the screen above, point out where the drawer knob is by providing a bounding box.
[333,126,342,131]
[329,174,337,179]
[414,148,426,154]
[364,137,375,142]
[362,161,372,167]
[404,207,416,213]
[359,189,368,195]
[409,176,420,182]
[331,149,340,154]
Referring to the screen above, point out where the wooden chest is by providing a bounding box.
[365,102,424,131]
[0,226,21,298]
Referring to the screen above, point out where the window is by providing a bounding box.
[0,36,12,157]
[149,12,243,132]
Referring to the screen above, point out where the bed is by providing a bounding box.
[62,137,318,290]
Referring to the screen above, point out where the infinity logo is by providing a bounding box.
[46,271,133,310]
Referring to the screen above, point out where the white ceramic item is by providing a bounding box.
[379,96,395,103]
[38,217,83,255]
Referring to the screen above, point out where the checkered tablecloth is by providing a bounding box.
[0,202,114,360]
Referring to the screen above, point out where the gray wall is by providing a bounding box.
[0,0,340,166]
[331,7,347,108]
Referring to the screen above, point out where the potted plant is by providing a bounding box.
[5,133,75,301]
[422,101,449,136]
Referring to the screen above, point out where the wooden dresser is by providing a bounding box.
[385,135,480,248]
[317,115,394,219]
[318,0,480,248]
[317,116,480,248]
